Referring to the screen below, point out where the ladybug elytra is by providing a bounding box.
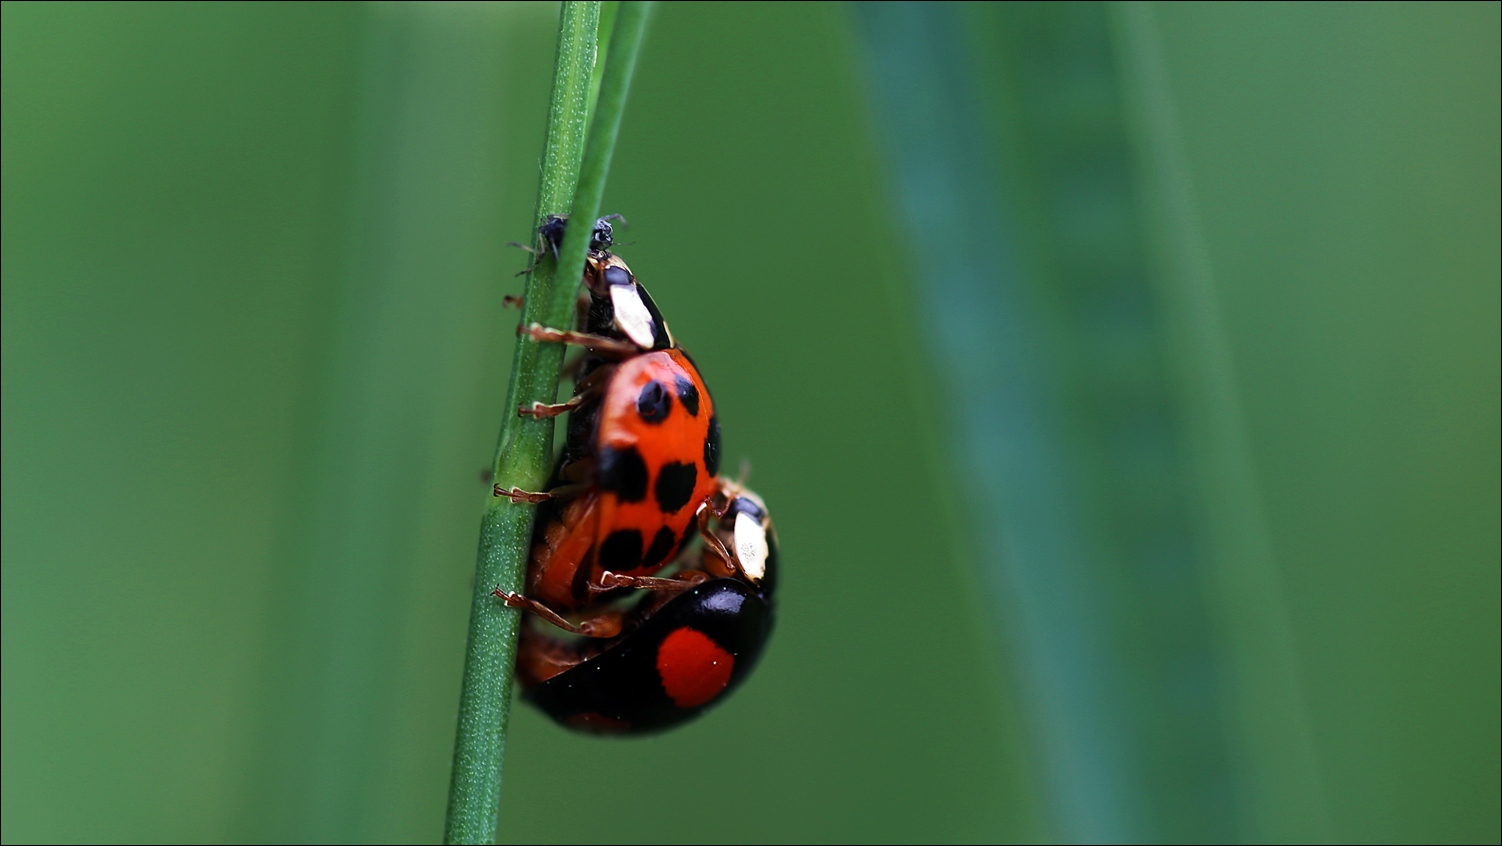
[493,215,776,733]
[521,346,721,626]
[517,485,778,734]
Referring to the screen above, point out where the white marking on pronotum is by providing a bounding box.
[734,511,769,582]
[610,283,657,349]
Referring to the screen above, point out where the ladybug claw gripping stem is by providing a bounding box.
[492,587,575,632]
[491,587,622,638]
[493,485,552,504]
[520,323,640,358]
[494,482,587,503]
[519,375,605,419]
[519,397,583,419]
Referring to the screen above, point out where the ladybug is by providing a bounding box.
[508,346,722,634]
[516,485,779,734]
[514,214,674,362]
[494,216,722,637]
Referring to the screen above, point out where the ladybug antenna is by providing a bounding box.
[736,458,753,486]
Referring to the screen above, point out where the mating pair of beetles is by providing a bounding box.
[492,215,779,735]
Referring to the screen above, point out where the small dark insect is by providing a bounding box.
[539,213,626,259]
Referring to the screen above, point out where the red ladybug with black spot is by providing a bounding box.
[494,216,722,637]
[509,346,722,634]
[517,486,779,734]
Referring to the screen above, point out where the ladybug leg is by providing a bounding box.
[491,588,623,638]
[518,364,612,418]
[502,295,524,309]
[571,610,624,639]
[493,482,588,504]
[695,500,740,578]
[595,570,710,591]
[493,486,551,504]
[518,394,588,419]
[520,322,640,359]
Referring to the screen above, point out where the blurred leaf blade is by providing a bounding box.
[851,1,1322,840]
[1110,2,1331,839]
[852,3,1153,840]
[242,3,529,841]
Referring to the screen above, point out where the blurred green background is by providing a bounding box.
[2,1,1496,843]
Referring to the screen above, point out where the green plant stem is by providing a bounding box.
[556,0,653,277]
[585,1,618,132]
[444,3,598,843]
[444,3,652,843]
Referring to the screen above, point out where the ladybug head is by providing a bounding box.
[537,213,621,259]
[711,486,779,600]
[592,214,625,251]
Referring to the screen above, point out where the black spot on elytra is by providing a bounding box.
[654,462,698,514]
[643,526,678,569]
[704,415,721,478]
[598,445,648,502]
[636,380,672,423]
[599,530,643,572]
[677,349,713,402]
[674,376,700,417]
[603,266,633,287]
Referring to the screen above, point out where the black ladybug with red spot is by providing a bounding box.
[498,215,779,734]
[517,485,778,734]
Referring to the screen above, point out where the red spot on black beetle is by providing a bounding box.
[656,627,734,708]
